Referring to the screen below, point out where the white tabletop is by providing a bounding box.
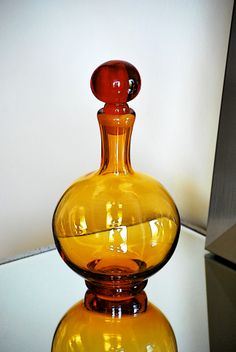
[0,226,209,352]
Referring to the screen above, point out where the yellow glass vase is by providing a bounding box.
[52,60,180,315]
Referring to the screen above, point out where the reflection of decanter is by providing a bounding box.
[51,300,177,351]
[52,60,180,315]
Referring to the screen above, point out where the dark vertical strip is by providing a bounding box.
[206,2,236,264]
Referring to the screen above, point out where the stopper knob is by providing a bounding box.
[90,60,141,104]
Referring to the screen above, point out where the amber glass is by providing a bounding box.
[52,300,177,352]
[52,60,180,315]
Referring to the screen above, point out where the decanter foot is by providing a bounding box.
[84,289,147,316]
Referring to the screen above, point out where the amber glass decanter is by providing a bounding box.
[52,60,180,316]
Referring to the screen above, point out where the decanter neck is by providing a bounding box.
[98,109,135,175]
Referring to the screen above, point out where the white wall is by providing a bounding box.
[0,0,233,260]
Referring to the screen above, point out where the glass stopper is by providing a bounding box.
[90,60,141,104]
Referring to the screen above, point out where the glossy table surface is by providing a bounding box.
[0,226,235,351]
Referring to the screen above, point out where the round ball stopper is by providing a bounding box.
[90,60,141,104]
